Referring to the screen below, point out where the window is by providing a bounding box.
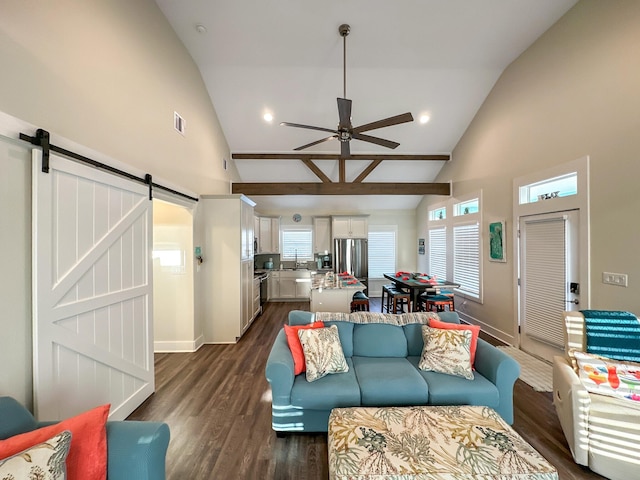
[428,226,446,280]
[519,172,578,205]
[368,226,396,278]
[426,193,482,302]
[281,226,313,260]
[453,222,480,298]
[429,207,446,221]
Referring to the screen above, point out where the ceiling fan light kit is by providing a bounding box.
[281,24,414,158]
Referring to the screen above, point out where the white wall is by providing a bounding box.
[0,0,236,404]
[418,0,640,340]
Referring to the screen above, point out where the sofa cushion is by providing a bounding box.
[403,323,424,356]
[428,318,481,367]
[352,356,428,406]
[298,325,349,382]
[284,321,325,375]
[407,356,499,407]
[419,325,474,380]
[352,323,408,357]
[0,397,38,439]
[324,321,355,357]
[0,430,71,480]
[290,358,360,409]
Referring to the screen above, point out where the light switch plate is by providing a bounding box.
[602,272,628,287]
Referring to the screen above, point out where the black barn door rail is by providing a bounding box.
[20,128,198,202]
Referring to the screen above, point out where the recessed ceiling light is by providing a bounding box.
[263,113,274,122]
[420,114,430,124]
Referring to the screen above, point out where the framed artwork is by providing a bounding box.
[418,238,425,255]
[489,220,506,262]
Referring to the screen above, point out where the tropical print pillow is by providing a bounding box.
[0,430,71,480]
[419,325,474,380]
[298,325,349,382]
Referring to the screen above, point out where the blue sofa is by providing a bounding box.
[265,310,520,434]
[0,396,170,479]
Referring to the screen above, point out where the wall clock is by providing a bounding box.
[292,213,302,223]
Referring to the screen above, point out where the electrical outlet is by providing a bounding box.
[602,272,628,287]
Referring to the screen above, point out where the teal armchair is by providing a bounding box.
[0,396,170,480]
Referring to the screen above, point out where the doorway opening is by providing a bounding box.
[152,198,197,352]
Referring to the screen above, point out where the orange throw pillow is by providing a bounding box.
[429,318,481,367]
[284,321,325,375]
[0,403,109,480]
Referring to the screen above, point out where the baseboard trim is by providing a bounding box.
[458,311,516,346]
[154,335,205,353]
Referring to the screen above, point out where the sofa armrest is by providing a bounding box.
[265,329,295,406]
[552,355,590,466]
[105,420,170,480]
[473,339,520,424]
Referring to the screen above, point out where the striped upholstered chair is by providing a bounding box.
[553,310,640,480]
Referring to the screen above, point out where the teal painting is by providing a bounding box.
[489,221,506,262]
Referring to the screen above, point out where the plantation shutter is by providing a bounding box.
[453,222,480,297]
[521,216,566,348]
[368,228,396,278]
[428,226,447,280]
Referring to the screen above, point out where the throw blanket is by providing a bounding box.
[581,310,640,362]
[314,311,439,326]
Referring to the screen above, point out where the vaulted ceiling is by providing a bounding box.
[155,0,577,212]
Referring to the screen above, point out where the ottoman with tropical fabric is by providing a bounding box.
[328,405,558,479]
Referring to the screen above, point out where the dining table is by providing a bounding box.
[383,272,461,311]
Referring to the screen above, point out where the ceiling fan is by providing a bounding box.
[281,24,414,158]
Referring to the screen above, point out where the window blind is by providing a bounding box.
[428,226,447,280]
[368,229,396,278]
[281,228,313,260]
[453,222,480,297]
[521,217,566,348]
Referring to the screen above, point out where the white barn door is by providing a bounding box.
[32,150,154,421]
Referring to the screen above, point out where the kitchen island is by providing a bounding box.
[309,272,366,313]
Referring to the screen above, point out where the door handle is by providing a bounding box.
[565,299,579,305]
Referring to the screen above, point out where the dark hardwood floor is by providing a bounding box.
[129,300,604,480]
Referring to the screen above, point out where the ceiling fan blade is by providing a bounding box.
[352,112,414,134]
[281,122,338,135]
[340,141,350,158]
[337,98,352,128]
[351,132,400,149]
[293,135,338,151]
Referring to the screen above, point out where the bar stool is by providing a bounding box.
[380,284,396,313]
[383,287,412,313]
[420,292,455,312]
[350,291,370,312]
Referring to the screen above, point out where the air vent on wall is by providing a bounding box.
[174,111,185,135]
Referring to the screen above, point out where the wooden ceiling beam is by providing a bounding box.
[300,158,332,183]
[231,153,450,161]
[231,182,450,196]
[353,159,383,183]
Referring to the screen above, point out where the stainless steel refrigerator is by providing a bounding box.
[334,238,368,292]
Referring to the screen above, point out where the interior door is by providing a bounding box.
[32,150,154,421]
[519,210,579,362]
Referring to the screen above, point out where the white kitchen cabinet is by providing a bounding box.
[200,195,257,343]
[332,216,368,238]
[313,216,331,253]
[252,275,261,320]
[269,270,311,300]
[268,271,280,299]
[257,216,280,253]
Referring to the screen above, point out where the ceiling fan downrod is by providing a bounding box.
[339,24,350,99]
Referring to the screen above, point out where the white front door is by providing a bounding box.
[519,210,580,362]
[32,150,154,421]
